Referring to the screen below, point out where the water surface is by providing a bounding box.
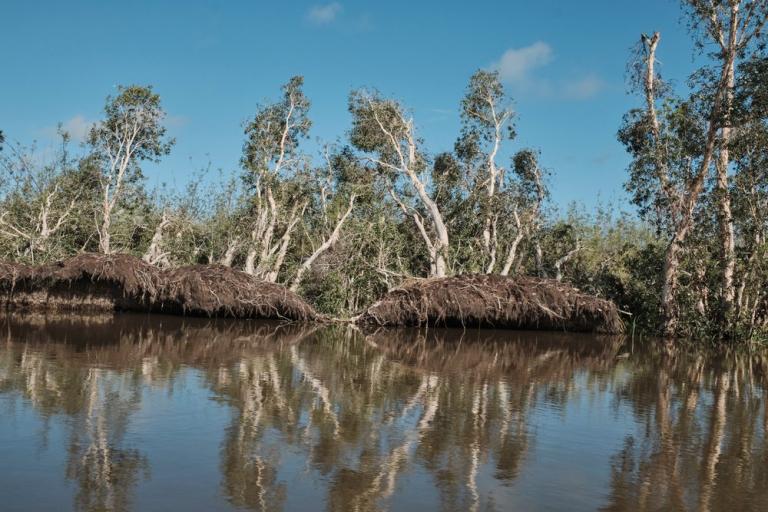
[0,314,766,511]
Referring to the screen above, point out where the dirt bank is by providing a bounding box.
[357,274,624,334]
[0,254,316,321]
[0,256,623,332]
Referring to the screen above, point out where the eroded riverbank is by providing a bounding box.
[0,254,623,333]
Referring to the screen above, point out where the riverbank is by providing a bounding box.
[0,253,316,321]
[358,274,624,333]
[0,254,623,333]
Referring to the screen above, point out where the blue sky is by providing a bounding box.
[1,0,702,210]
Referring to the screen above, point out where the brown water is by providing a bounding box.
[0,315,766,512]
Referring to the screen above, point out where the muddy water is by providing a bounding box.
[0,315,766,512]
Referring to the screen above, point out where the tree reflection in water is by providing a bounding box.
[0,315,767,511]
[602,345,768,512]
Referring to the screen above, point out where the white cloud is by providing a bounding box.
[492,43,604,100]
[307,3,342,25]
[494,42,553,85]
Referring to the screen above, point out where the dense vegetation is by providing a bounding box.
[1,1,768,340]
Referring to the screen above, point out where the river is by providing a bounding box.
[0,314,766,511]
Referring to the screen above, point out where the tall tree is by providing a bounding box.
[88,85,173,254]
[731,55,768,329]
[457,70,515,273]
[241,76,311,281]
[502,149,549,276]
[349,89,450,277]
[684,0,768,329]
[620,28,745,336]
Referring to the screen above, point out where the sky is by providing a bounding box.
[0,0,707,211]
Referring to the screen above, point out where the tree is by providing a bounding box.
[241,76,311,281]
[502,149,549,276]
[88,85,173,254]
[683,0,768,330]
[621,31,733,336]
[457,70,516,273]
[290,147,359,292]
[349,89,450,277]
[730,55,768,331]
[0,131,85,262]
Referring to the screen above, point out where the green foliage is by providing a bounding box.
[242,76,310,180]
[89,85,174,164]
[7,44,768,343]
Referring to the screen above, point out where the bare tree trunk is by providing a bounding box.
[244,249,257,275]
[97,128,135,255]
[368,99,451,278]
[263,203,304,283]
[290,195,355,292]
[484,216,498,274]
[220,238,239,267]
[500,209,525,276]
[408,171,449,277]
[534,241,544,277]
[244,187,274,276]
[641,32,723,337]
[695,261,710,316]
[142,212,171,267]
[716,11,738,329]
[482,101,508,273]
[554,239,580,282]
[99,202,112,255]
[662,210,695,337]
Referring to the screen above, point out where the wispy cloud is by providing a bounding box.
[494,42,553,86]
[41,115,95,142]
[562,74,605,100]
[492,43,604,100]
[306,2,342,25]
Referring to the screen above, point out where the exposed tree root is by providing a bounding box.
[357,274,624,334]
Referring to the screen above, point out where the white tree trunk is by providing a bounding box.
[500,209,525,276]
[264,205,303,283]
[369,99,451,278]
[715,8,738,325]
[554,240,580,282]
[142,212,171,267]
[641,32,719,336]
[482,98,507,273]
[244,249,257,275]
[290,195,355,292]
[220,238,239,267]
